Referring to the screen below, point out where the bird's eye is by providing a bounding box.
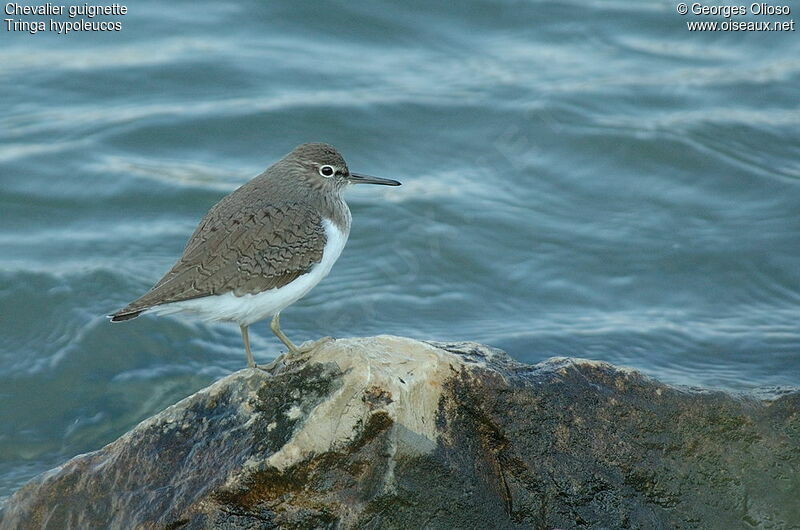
[319,165,335,178]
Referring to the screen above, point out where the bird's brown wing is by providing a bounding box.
[111,201,326,319]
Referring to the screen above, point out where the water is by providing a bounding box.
[1,0,799,505]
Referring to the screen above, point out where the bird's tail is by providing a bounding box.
[108,307,145,322]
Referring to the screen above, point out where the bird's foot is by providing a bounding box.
[287,336,335,359]
[290,337,336,356]
[265,337,336,371]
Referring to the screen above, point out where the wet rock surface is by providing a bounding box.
[1,336,798,529]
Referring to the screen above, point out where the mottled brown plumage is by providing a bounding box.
[110,143,401,367]
[112,144,351,320]
[120,202,326,314]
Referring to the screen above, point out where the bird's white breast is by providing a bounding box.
[153,218,349,326]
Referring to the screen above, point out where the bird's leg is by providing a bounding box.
[269,313,334,357]
[270,312,301,354]
[240,325,256,368]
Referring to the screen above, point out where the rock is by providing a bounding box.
[1,335,798,529]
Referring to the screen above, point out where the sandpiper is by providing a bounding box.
[110,143,401,367]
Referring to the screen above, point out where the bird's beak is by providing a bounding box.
[347,173,401,186]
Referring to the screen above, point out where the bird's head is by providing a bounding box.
[283,143,401,192]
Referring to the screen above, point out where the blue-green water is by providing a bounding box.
[1,0,799,504]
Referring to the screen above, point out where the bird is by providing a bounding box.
[110,143,401,368]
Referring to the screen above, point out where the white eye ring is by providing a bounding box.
[319,165,335,178]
